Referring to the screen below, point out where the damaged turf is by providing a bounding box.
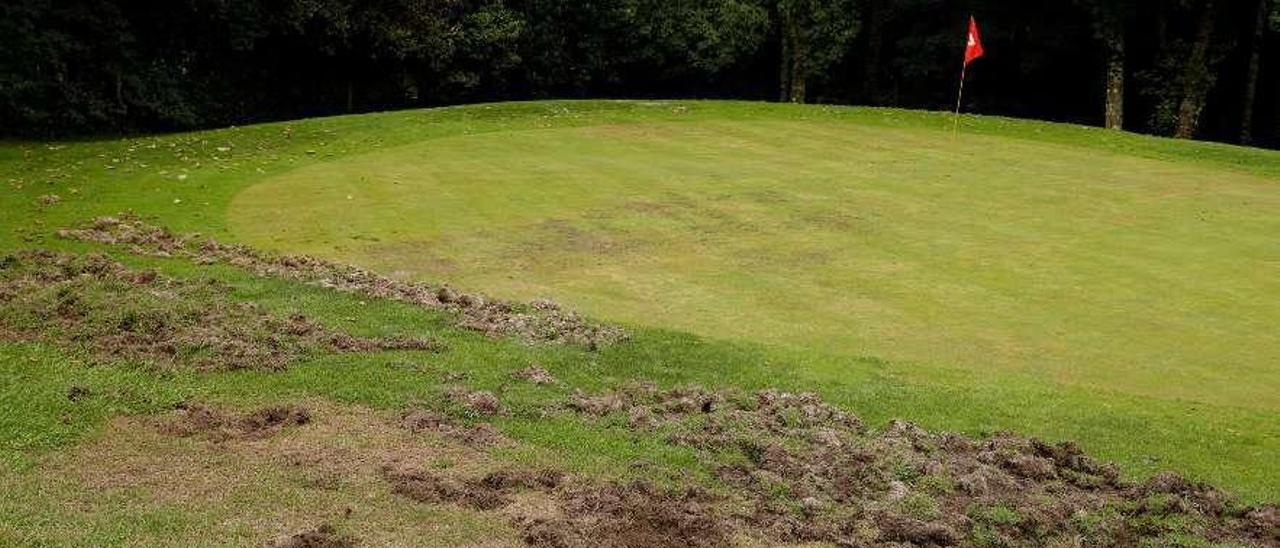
[267,524,357,548]
[519,480,733,548]
[0,250,442,370]
[551,383,1280,547]
[155,401,312,441]
[398,409,511,448]
[382,466,563,511]
[59,215,626,348]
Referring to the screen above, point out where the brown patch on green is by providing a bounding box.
[445,387,505,417]
[561,383,1279,547]
[59,215,626,348]
[525,219,632,256]
[0,250,442,370]
[267,524,357,548]
[65,385,91,402]
[519,481,732,548]
[399,409,511,448]
[32,400,518,545]
[511,365,556,385]
[154,402,311,442]
[382,467,563,512]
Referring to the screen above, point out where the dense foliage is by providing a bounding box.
[1,0,1277,147]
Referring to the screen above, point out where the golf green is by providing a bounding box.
[231,117,1280,410]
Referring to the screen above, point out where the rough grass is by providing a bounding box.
[1,101,1279,545]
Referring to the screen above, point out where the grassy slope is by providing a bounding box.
[0,99,1277,526]
[230,117,1278,409]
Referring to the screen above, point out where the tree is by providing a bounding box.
[775,0,859,103]
[1079,0,1136,130]
[1174,0,1219,139]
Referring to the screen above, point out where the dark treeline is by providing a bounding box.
[2,0,1278,147]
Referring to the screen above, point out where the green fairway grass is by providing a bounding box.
[2,99,1279,515]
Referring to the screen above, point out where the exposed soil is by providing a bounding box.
[66,385,91,402]
[398,409,511,448]
[267,524,357,548]
[155,401,312,441]
[59,215,626,348]
[518,481,732,548]
[445,387,505,416]
[382,466,563,512]
[512,365,556,385]
[0,250,442,370]
[553,383,1280,547]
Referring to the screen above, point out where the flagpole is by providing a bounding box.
[953,62,967,138]
[954,15,980,139]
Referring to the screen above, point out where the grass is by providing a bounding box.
[1,100,1278,543]
[228,115,1279,410]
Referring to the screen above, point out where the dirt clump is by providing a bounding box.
[559,383,1278,547]
[398,409,510,448]
[1246,505,1280,542]
[59,215,626,348]
[876,513,961,545]
[383,466,563,512]
[384,468,511,510]
[567,390,627,416]
[0,251,442,371]
[156,401,311,441]
[445,387,504,416]
[481,468,565,490]
[512,365,556,385]
[520,481,731,548]
[66,385,91,402]
[267,524,356,548]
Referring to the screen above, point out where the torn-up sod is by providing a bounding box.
[546,383,1280,547]
[381,466,563,511]
[398,409,511,448]
[60,215,627,348]
[512,365,557,385]
[154,401,312,442]
[266,524,357,548]
[0,250,442,371]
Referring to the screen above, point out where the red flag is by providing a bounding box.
[964,16,985,66]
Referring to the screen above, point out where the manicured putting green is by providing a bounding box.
[230,117,1280,412]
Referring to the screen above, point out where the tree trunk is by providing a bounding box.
[789,63,807,103]
[346,79,355,113]
[1174,0,1217,139]
[1240,0,1270,144]
[778,12,806,103]
[778,11,792,102]
[1104,30,1125,130]
[789,27,807,103]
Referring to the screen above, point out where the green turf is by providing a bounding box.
[229,117,1280,410]
[2,100,1278,505]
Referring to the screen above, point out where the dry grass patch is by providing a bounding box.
[15,399,526,546]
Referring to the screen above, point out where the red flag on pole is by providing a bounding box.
[954,16,984,136]
[964,16,985,67]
